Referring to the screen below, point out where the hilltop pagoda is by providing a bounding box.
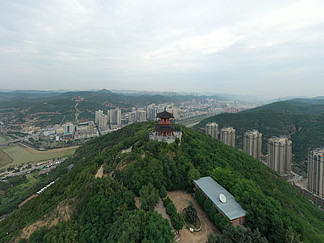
[154,108,175,136]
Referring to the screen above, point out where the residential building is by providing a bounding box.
[243,130,262,159]
[95,110,103,125]
[108,108,122,127]
[99,114,108,128]
[64,122,74,134]
[136,110,147,122]
[146,104,158,121]
[205,122,219,139]
[220,127,235,147]
[307,147,324,198]
[267,136,292,175]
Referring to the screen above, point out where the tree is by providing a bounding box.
[140,183,159,212]
[171,213,184,232]
[159,185,167,199]
[185,201,198,224]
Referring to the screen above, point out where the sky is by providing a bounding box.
[1,0,324,98]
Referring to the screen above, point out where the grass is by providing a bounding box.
[0,143,77,169]
[0,149,12,166]
[176,114,208,127]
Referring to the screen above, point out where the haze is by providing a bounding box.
[1,0,324,98]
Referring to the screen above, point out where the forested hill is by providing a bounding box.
[196,99,324,174]
[249,98,324,115]
[1,122,324,242]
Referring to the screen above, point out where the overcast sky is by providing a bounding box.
[1,0,324,98]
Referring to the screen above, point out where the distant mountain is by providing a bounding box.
[0,89,224,127]
[196,98,324,174]
[1,123,324,242]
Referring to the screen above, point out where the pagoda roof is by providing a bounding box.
[155,124,176,132]
[156,109,174,119]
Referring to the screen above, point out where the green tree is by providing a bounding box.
[171,212,184,232]
[185,201,198,224]
[159,185,167,199]
[140,183,159,212]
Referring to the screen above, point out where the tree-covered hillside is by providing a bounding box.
[196,100,324,174]
[1,122,324,242]
[250,98,324,115]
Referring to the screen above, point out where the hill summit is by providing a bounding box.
[1,122,324,242]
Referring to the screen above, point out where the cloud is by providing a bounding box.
[0,0,324,97]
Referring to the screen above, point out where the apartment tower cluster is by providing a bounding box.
[95,109,121,129]
[205,122,292,175]
[205,123,235,147]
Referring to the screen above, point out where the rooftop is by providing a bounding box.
[221,127,235,132]
[193,176,246,221]
[155,124,176,132]
[268,136,291,143]
[245,129,261,136]
[312,147,324,154]
[156,108,174,119]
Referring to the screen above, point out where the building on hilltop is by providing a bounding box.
[154,108,175,136]
[206,122,219,139]
[149,108,182,144]
[267,136,292,175]
[193,176,246,226]
[220,127,235,147]
[307,147,324,198]
[243,130,262,159]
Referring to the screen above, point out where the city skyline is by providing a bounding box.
[1,1,324,98]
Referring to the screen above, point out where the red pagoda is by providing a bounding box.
[154,108,176,136]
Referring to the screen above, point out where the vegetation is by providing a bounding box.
[0,158,75,217]
[207,224,268,243]
[184,201,198,225]
[0,122,324,242]
[163,197,184,232]
[139,183,159,212]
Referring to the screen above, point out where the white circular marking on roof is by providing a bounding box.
[219,193,226,203]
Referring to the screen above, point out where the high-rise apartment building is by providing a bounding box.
[267,136,292,175]
[136,110,147,122]
[108,108,122,127]
[99,114,108,128]
[307,147,324,198]
[64,122,74,134]
[146,104,158,121]
[243,130,262,159]
[95,110,103,125]
[205,122,219,139]
[220,127,235,147]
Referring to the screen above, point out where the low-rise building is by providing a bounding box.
[193,176,246,226]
